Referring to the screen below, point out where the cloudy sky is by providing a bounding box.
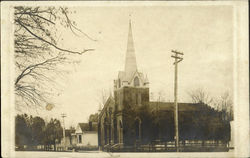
[25,5,233,128]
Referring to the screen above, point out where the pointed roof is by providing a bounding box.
[124,20,137,79]
[115,19,149,88]
[99,96,115,118]
[78,123,89,131]
[78,123,98,132]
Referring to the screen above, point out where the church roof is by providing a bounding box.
[149,102,213,112]
[99,96,115,118]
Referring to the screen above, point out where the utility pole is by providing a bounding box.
[171,50,183,152]
[61,113,67,151]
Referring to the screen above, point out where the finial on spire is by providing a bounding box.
[129,14,132,24]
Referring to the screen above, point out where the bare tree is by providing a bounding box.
[188,88,214,106]
[150,90,167,102]
[157,90,167,102]
[150,92,155,101]
[96,89,111,110]
[215,92,233,121]
[188,89,233,120]
[14,6,95,110]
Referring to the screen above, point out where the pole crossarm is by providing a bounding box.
[171,50,184,55]
[171,55,183,59]
[61,113,66,118]
[174,58,183,65]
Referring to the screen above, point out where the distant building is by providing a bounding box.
[56,121,98,151]
[73,122,98,148]
[98,20,231,152]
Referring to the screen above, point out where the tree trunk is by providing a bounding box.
[54,141,56,151]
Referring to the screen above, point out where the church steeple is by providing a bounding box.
[125,20,137,76]
[114,19,149,89]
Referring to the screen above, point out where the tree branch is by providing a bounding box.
[16,19,95,55]
[60,7,97,42]
[15,12,56,25]
[15,55,62,86]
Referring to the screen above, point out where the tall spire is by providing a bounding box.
[125,19,137,77]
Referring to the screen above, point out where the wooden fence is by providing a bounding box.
[109,140,229,152]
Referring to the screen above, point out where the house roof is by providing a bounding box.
[79,123,89,131]
[78,122,98,132]
[149,102,212,112]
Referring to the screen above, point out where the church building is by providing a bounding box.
[98,20,231,152]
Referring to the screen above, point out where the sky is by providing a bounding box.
[23,5,233,128]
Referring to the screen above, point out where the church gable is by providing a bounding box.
[115,70,149,89]
[99,96,115,121]
[129,71,145,87]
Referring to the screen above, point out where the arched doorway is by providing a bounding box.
[135,117,141,141]
[104,117,108,145]
[114,117,117,144]
[119,120,123,143]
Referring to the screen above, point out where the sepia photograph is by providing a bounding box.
[1,1,249,158]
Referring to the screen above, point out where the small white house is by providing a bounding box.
[73,122,98,147]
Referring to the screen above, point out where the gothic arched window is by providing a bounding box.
[134,77,140,87]
[118,79,121,88]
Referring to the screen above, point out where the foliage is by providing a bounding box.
[44,118,63,151]
[122,103,231,146]
[89,113,99,122]
[30,116,46,145]
[14,6,94,110]
[215,92,234,121]
[152,110,175,141]
[15,114,63,150]
[15,114,32,147]
[188,88,233,121]
[178,108,230,141]
[122,104,137,145]
[122,104,156,145]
